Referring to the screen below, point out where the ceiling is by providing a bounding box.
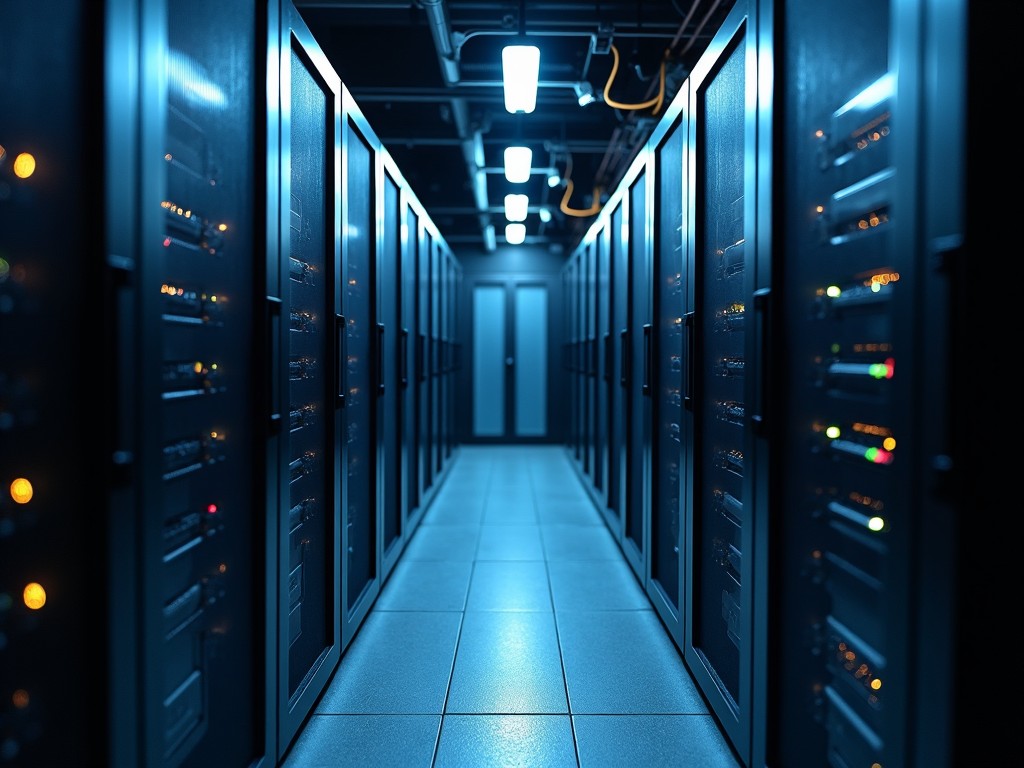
[295,0,736,257]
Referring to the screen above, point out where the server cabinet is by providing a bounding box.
[684,0,760,761]
[582,238,596,478]
[623,153,653,582]
[593,222,611,507]
[273,2,342,753]
[647,90,689,649]
[430,238,443,477]
[6,1,267,764]
[417,223,433,497]
[566,257,580,463]
[401,195,423,530]
[340,85,380,648]
[765,0,968,764]
[606,195,628,541]
[378,151,403,582]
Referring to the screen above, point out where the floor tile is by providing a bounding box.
[282,714,439,767]
[315,612,461,714]
[541,524,621,561]
[483,499,538,525]
[556,610,708,714]
[465,561,552,612]
[547,559,649,611]
[447,611,568,714]
[535,499,603,526]
[574,715,742,768]
[476,524,544,561]
[374,560,473,611]
[403,524,480,561]
[434,715,577,768]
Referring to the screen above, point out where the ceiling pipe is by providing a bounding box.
[451,98,495,252]
[421,0,460,85]
[421,0,495,251]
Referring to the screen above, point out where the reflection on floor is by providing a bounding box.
[282,445,741,768]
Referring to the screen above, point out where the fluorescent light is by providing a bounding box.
[504,193,529,222]
[505,223,527,244]
[504,146,533,183]
[502,45,540,114]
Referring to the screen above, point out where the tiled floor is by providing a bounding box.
[282,445,741,768]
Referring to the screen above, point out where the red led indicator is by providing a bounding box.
[163,237,172,247]
[207,504,218,514]
[884,357,895,379]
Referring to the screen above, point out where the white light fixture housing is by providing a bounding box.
[573,80,596,107]
[504,193,529,222]
[505,223,527,245]
[504,146,533,183]
[502,45,540,114]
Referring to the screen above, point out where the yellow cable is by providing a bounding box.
[558,155,602,218]
[602,45,666,115]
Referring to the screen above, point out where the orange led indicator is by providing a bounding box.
[23,582,46,610]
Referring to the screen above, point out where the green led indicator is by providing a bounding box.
[831,343,841,354]
[865,446,879,462]
[826,285,842,298]
[869,363,887,379]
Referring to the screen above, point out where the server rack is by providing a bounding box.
[2,1,269,765]
[763,0,971,764]
[378,150,403,582]
[606,190,629,541]
[339,84,380,649]
[416,221,433,498]
[594,220,612,507]
[647,87,689,650]
[272,1,341,754]
[2,5,118,765]
[623,151,653,583]
[683,1,762,760]
[401,194,423,531]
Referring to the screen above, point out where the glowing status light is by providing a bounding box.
[218,563,227,574]
[825,425,841,439]
[10,478,33,504]
[871,281,881,292]
[217,223,228,232]
[13,152,36,179]
[23,583,46,610]
[816,204,825,214]
[12,690,29,709]
[882,437,896,451]
[870,678,882,690]
[868,358,895,379]
[864,447,894,465]
[0,257,9,278]
[193,361,204,374]
[815,129,825,138]
[826,285,842,298]
[831,343,841,354]
[163,237,172,247]
[867,516,885,532]
[207,503,218,514]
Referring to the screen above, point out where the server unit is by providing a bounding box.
[339,84,381,649]
[2,1,269,766]
[764,0,976,765]
[270,1,342,754]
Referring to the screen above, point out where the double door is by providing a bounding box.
[470,278,552,441]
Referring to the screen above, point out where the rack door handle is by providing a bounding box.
[376,323,386,396]
[752,288,770,434]
[400,327,409,388]
[267,296,283,429]
[642,323,652,397]
[619,329,628,388]
[683,312,695,409]
[335,313,346,408]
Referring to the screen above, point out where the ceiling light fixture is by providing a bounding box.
[539,207,553,223]
[573,81,596,107]
[502,45,540,114]
[547,173,561,188]
[504,146,533,183]
[504,193,529,222]
[505,223,527,245]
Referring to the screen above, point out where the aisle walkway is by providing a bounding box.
[282,445,741,767]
